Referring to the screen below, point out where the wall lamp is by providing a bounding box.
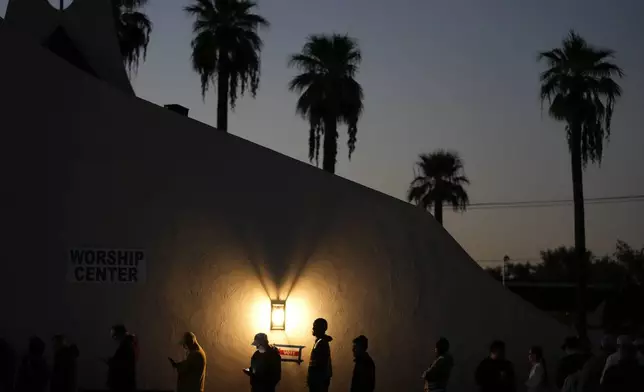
[270,300,286,331]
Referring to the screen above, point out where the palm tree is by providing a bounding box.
[112,0,153,75]
[185,0,269,132]
[407,150,470,226]
[538,30,623,338]
[288,34,364,174]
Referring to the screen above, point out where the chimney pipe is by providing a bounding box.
[164,104,189,117]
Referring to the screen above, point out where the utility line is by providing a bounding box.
[462,194,644,210]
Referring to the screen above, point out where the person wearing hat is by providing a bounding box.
[244,333,281,392]
[168,332,207,392]
[578,334,616,392]
[555,336,591,390]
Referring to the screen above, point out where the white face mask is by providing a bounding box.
[258,346,267,353]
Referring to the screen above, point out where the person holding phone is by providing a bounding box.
[169,332,207,392]
[244,333,281,392]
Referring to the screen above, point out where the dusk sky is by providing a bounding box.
[3,0,643,265]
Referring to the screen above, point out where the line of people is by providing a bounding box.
[3,321,642,392]
[420,334,644,392]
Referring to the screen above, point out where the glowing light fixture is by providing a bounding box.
[270,300,286,331]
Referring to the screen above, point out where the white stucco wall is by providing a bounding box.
[0,25,571,392]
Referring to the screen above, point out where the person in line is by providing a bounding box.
[422,337,453,392]
[169,332,207,392]
[555,336,591,390]
[50,335,79,392]
[599,334,631,383]
[0,339,17,392]
[475,340,516,392]
[243,333,281,392]
[600,338,644,392]
[350,335,375,392]
[634,337,644,366]
[525,346,548,392]
[578,334,616,392]
[106,325,137,392]
[307,318,333,392]
[15,337,49,392]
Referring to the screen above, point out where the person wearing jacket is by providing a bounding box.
[350,335,375,392]
[50,335,79,392]
[307,318,333,392]
[169,332,207,392]
[244,333,281,392]
[422,338,453,392]
[106,325,137,392]
[475,340,516,392]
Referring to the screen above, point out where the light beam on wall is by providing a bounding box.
[270,300,286,331]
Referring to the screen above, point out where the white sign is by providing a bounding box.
[68,248,146,283]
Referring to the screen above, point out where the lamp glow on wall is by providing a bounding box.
[270,300,286,331]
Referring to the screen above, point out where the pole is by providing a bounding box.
[60,0,64,11]
[502,255,510,288]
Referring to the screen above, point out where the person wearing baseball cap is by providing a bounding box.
[168,332,207,392]
[244,333,281,392]
[555,336,591,390]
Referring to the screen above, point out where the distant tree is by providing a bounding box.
[613,240,644,285]
[288,34,364,174]
[185,0,269,132]
[538,30,623,338]
[407,150,470,226]
[112,0,153,75]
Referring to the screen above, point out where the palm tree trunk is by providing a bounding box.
[433,200,444,225]
[322,118,338,173]
[216,60,229,132]
[570,124,588,339]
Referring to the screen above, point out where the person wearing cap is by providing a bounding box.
[600,334,631,383]
[168,332,207,392]
[555,336,591,390]
[422,337,453,392]
[307,318,333,392]
[475,340,516,392]
[577,334,616,392]
[244,333,281,392]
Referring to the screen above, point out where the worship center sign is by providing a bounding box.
[68,248,146,283]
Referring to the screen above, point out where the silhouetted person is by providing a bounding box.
[15,337,48,392]
[556,336,591,390]
[169,332,206,392]
[422,337,453,392]
[601,341,644,392]
[307,318,333,392]
[106,325,136,392]
[525,346,548,392]
[243,333,281,392]
[636,337,644,365]
[50,335,79,392]
[475,340,516,392]
[350,335,375,392]
[0,339,17,392]
[578,335,616,392]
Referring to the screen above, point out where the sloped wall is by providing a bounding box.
[0,26,570,392]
